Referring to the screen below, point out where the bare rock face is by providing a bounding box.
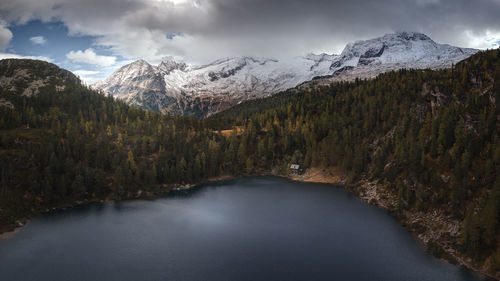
[93,32,478,118]
[0,59,81,97]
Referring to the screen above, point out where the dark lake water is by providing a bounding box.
[0,177,485,281]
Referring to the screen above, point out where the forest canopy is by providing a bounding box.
[0,49,499,271]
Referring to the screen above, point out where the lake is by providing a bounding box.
[0,177,485,281]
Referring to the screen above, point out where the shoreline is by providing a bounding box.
[0,175,235,240]
[0,169,496,280]
[0,227,20,240]
[287,167,496,281]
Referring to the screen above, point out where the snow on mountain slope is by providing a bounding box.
[302,32,478,88]
[332,32,475,69]
[162,55,338,99]
[93,32,478,117]
[93,54,339,116]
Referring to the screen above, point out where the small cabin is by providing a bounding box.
[290,164,301,175]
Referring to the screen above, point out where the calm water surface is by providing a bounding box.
[0,177,485,281]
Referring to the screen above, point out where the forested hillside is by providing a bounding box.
[0,50,499,276]
[214,50,500,272]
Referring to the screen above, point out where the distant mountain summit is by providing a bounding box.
[93,32,478,117]
[93,55,340,117]
[327,31,475,73]
[302,32,478,87]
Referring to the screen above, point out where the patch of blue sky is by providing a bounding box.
[8,20,93,63]
[6,20,129,84]
[166,32,183,40]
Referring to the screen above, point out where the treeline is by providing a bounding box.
[0,50,499,271]
[0,80,298,226]
[215,50,500,265]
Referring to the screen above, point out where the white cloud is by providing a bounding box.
[72,69,103,84]
[73,70,100,76]
[71,59,134,84]
[0,21,12,51]
[29,36,47,45]
[463,30,500,49]
[0,52,52,62]
[66,48,116,67]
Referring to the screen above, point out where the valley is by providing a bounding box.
[0,48,498,278]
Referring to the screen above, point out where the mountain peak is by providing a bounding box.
[130,59,151,65]
[93,32,478,117]
[158,59,187,74]
[116,59,155,75]
[389,31,433,42]
[121,59,153,70]
[335,32,474,69]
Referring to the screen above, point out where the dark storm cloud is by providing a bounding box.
[1,0,499,63]
[202,0,500,45]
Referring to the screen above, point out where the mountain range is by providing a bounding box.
[0,40,499,279]
[93,31,478,117]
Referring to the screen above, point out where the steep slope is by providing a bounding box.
[334,32,474,68]
[93,32,478,117]
[306,32,477,86]
[0,49,499,279]
[92,59,175,113]
[93,54,339,117]
[212,49,499,278]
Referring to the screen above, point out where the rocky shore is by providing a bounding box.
[0,168,497,280]
[290,167,497,280]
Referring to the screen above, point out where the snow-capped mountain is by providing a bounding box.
[310,32,478,85]
[93,32,478,117]
[93,54,339,116]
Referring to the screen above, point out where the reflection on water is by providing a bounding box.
[0,177,486,281]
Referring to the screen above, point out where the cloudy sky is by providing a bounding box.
[0,0,499,84]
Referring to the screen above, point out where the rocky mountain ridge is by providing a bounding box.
[0,59,81,98]
[93,32,478,117]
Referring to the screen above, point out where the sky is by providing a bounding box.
[0,0,499,84]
